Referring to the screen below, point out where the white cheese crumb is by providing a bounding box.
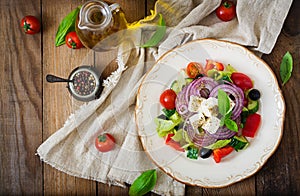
[188,95,205,112]
[189,112,205,130]
[202,116,221,134]
[201,97,219,117]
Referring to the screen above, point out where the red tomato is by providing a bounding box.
[216,1,236,22]
[95,133,115,152]
[186,62,204,78]
[165,134,184,152]
[159,89,177,110]
[65,31,83,49]
[213,146,234,163]
[21,15,41,34]
[204,60,224,73]
[242,113,261,138]
[231,72,253,91]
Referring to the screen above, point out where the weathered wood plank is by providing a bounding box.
[257,0,300,193]
[42,0,96,195]
[0,0,42,195]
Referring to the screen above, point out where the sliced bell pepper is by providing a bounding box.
[213,146,234,163]
[242,113,261,138]
[165,133,184,152]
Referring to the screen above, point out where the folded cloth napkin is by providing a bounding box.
[37,0,292,195]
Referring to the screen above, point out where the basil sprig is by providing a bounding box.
[280,51,293,85]
[141,14,166,48]
[129,169,157,196]
[218,89,238,132]
[55,6,81,46]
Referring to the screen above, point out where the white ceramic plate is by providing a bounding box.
[135,39,285,188]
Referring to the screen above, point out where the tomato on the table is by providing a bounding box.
[231,72,253,90]
[186,62,204,78]
[213,146,234,163]
[160,89,177,110]
[65,31,83,49]
[216,0,236,22]
[95,133,115,152]
[165,133,184,152]
[21,15,41,34]
[242,113,261,138]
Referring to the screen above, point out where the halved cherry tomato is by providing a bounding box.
[204,60,224,74]
[216,0,236,22]
[21,15,41,34]
[213,146,234,163]
[65,31,83,49]
[165,134,184,152]
[95,133,115,152]
[186,62,204,78]
[242,113,261,138]
[231,72,253,91]
[159,89,177,110]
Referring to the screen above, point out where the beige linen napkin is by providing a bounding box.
[37,0,292,195]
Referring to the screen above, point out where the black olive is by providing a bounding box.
[200,88,210,98]
[248,89,261,101]
[199,147,213,159]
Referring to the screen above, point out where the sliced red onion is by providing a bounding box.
[175,77,219,119]
[209,83,244,120]
[205,126,237,140]
[184,122,217,147]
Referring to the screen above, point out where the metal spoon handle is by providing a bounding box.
[46,74,73,83]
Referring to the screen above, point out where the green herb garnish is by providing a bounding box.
[218,89,238,132]
[187,146,199,159]
[55,6,81,46]
[129,169,157,196]
[280,51,293,85]
[141,14,166,48]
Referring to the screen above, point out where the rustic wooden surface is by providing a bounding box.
[0,0,299,195]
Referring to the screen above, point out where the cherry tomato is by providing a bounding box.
[21,15,41,34]
[165,134,184,152]
[65,31,83,49]
[213,146,234,163]
[186,62,204,78]
[95,133,115,152]
[231,72,253,91]
[242,113,261,138]
[159,89,177,110]
[204,60,224,74]
[216,1,236,22]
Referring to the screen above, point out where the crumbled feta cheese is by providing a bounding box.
[202,116,221,134]
[201,97,219,117]
[229,98,235,113]
[188,95,205,112]
[189,112,205,130]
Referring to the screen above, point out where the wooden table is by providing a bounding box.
[1,0,299,195]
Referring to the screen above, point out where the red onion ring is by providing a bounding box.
[209,83,244,120]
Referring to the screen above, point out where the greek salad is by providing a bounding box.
[155,60,262,163]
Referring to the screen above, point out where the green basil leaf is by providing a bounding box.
[55,6,81,46]
[141,14,166,48]
[129,169,157,196]
[218,89,230,116]
[225,118,238,132]
[280,51,293,85]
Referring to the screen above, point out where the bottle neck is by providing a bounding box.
[78,1,113,31]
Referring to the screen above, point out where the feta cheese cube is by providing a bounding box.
[188,95,205,112]
[201,97,219,117]
[189,112,205,130]
[202,116,221,134]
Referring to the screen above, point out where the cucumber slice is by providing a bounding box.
[170,80,180,93]
[247,99,259,114]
